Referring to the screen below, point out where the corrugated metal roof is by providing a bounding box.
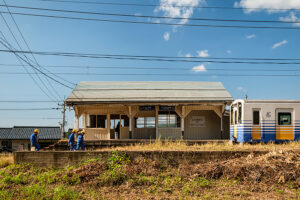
[0,126,61,140]
[66,81,233,104]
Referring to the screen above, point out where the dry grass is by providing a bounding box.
[0,154,13,168]
[98,139,300,152]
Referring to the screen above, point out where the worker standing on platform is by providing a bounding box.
[76,130,85,151]
[30,129,40,151]
[68,129,76,151]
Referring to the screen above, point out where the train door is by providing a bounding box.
[252,109,261,140]
[276,109,294,140]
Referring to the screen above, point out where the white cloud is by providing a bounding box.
[197,49,209,57]
[226,50,232,54]
[185,53,192,58]
[272,40,288,49]
[237,86,247,92]
[279,12,300,26]
[192,64,207,72]
[246,34,256,39]
[163,32,170,41]
[155,0,206,25]
[234,0,300,13]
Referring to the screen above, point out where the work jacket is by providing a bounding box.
[77,134,84,143]
[68,133,75,144]
[30,134,38,146]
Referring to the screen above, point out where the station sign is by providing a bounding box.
[159,106,175,111]
[139,106,155,111]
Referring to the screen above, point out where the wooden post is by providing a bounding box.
[82,113,87,129]
[155,106,159,139]
[107,113,110,140]
[129,106,132,139]
[74,115,79,130]
[181,106,185,138]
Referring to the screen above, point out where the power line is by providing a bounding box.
[0,100,62,103]
[1,49,300,65]
[0,42,74,89]
[1,11,300,30]
[1,4,299,24]
[0,14,59,102]
[0,107,60,110]
[1,63,300,71]
[23,0,300,11]
[1,72,299,77]
[1,0,62,101]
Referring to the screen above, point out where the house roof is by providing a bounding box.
[66,81,233,105]
[0,126,61,140]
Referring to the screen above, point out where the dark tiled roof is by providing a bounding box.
[0,128,13,139]
[0,126,61,140]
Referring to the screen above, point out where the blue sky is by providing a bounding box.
[0,0,300,128]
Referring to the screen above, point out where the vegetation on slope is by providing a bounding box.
[0,149,299,199]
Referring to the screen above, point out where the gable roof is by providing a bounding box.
[66,81,233,105]
[0,126,61,140]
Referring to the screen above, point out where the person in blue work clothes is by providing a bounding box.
[76,130,85,151]
[30,129,40,151]
[68,129,76,151]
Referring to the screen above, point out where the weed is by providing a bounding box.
[52,185,81,200]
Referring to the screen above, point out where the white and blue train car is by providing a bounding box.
[230,99,300,142]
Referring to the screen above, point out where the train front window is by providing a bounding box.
[238,103,242,124]
[278,112,291,125]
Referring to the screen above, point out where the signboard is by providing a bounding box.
[189,116,205,127]
[159,106,175,111]
[139,106,155,111]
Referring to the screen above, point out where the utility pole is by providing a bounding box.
[61,102,66,139]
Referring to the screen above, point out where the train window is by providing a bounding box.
[234,110,238,125]
[230,106,234,125]
[278,112,291,125]
[238,103,242,124]
[253,110,260,125]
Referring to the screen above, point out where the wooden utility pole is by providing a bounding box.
[61,102,66,139]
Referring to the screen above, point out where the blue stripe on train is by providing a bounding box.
[230,126,300,142]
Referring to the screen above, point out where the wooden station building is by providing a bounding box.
[65,82,233,140]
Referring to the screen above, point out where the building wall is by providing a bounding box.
[133,128,156,139]
[222,115,230,139]
[184,110,221,140]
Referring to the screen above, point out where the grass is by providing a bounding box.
[0,154,13,168]
[97,139,300,152]
[0,150,298,200]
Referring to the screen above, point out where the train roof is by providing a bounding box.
[232,99,300,104]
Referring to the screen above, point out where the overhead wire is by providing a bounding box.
[1,11,300,30]
[1,63,300,71]
[1,0,62,101]
[21,0,300,12]
[1,49,300,65]
[0,4,299,24]
[0,13,58,101]
[0,41,74,89]
[1,72,299,77]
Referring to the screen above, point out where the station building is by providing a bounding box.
[65,82,233,140]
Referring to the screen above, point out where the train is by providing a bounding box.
[230,99,300,142]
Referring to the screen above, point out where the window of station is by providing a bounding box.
[278,112,292,125]
[253,110,260,125]
[158,111,180,128]
[89,115,107,128]
[135,117,155,128]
